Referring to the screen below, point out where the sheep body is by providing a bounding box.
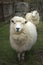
[25,10,40,25]
[10,16,37,53]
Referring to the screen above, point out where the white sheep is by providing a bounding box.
[25,10,40,26]
[10,16,37,61]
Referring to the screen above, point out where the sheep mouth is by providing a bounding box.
[32,17,37,20]
[15,29,24,34]
[16,30,19,32]
[15,32,22,34]
[14,31,26,35]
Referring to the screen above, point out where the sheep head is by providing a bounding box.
[10,16,28,34]
[31,10,39,20]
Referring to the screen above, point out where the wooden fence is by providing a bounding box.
[0,1,15,22]
[0,1,43,22]
[0,1,29,22]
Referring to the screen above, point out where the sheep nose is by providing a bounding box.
[16,28,20,32]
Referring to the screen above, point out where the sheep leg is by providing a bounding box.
[21,52,25,60]
[17,52,25,61]
[17,53,21,61]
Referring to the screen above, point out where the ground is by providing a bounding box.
[0,21,43,65]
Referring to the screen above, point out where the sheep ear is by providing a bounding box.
[11,20,14,23]
[25,21,27,23]
[10,19,14,23]
[31,11,33,13]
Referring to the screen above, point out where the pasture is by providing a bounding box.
[0,22,43,65]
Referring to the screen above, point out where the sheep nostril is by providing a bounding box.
[16,28,20,32]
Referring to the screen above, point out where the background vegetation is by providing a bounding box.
[0,21,43,65]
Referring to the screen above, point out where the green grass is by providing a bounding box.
[0,22,43,65]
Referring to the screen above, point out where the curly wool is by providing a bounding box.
[10,16,37,53]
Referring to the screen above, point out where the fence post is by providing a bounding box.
[1,1,5,21]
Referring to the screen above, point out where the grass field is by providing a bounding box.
[0,22,43,65]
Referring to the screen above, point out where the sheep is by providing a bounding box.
[10,16,37,61]
[25,10,40,26]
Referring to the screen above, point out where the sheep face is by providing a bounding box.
[31,10,39,20]
[10,16,27,33]
[13,22,23,32]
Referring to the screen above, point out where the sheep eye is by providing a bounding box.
[11,20,14,23]
[25,21,27,24]
[11,20,15,24]
[36,12,37,14]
